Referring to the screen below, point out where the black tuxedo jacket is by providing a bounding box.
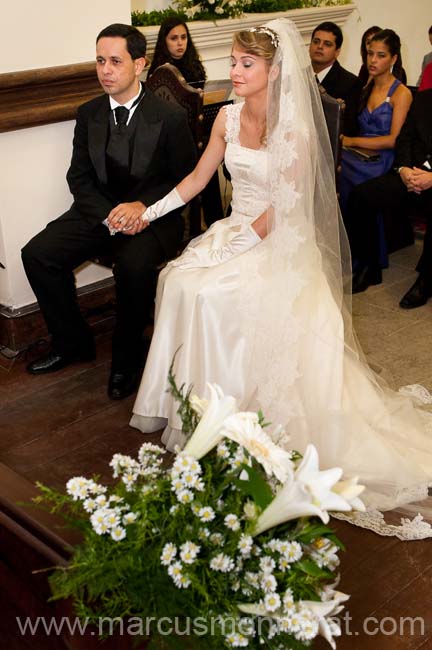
[394,89,432,169]
[320,60,358,102]
[65,87,196,255]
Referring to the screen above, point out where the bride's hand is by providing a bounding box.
[170,248,202,269]
[171,225,261,269]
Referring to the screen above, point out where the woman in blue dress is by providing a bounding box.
[341,29,411,208]
[340,29,412,286]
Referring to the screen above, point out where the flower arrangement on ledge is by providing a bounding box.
[132,0,351,26]
[36,367,365,649]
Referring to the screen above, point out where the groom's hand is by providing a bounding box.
[107,201,146,232]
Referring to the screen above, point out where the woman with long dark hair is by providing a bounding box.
[358,25,381,86]
[340,29,412,285]
[358,25,407,86]
[147,17,207,88]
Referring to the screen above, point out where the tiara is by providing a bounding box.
[249,26,279,48]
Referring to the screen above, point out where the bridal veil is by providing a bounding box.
[238,19,432,540]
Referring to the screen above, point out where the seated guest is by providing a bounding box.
[21,24,196,399]
[417,25,432,84]
[340,30,412,220]
[344,89,432,298]
[358,25,407,87]
[309,21,358,102]
[419,61,432,91]
[358,25,382,87]
[147,17,207,89]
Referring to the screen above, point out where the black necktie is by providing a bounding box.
[114,106,129,130]
[113,85,145,129]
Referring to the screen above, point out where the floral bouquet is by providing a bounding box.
[36,368,365,649]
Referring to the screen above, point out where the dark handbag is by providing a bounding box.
[342,145,381,162]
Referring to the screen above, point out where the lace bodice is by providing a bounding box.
[224,103,268,223]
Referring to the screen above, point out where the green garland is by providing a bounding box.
[132,0,350,27]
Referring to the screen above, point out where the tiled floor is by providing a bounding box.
[353,240,432,389]
[1,240,431,649]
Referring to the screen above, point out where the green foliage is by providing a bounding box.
[167,349,200,436]
[131,0,351,26]
[132,8,188,27]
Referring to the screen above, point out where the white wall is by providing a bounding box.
[339,0,431,85]
[0,0,130,309]
[0,123,112,308]
[0,0,131,73]
[132,0,169,11]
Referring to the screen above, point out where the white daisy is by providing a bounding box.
[122,512,137,525]
[264,592,281,612]
[160,543,177,566]
[176,489,194,504]
[198,506,215,522]
[261,573,277,593]
[111,526,126,541]
[238,534,253,556]
[180,541,200,564]
[224,513,240,531]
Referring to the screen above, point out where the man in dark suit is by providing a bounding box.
[344,89,432,303]
[21,24,196,399]
[309,21,358,102]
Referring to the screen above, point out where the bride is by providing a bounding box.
[130,19,432,540]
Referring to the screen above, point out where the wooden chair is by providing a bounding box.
[146,63,205,237]
[318,88,345,182]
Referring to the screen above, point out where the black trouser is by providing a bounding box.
[344,172,432,283]
[22,208,165,372]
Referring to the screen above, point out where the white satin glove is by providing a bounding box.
[173,224,261,269]
[142,188,185,224]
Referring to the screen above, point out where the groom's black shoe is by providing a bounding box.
[352,265,382,294]
[399,275,432,309]
[108,370,139,400]
[27,345,96,375]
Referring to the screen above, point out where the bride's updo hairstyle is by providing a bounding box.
[232,28,277,65]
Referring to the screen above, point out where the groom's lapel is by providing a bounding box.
[88,97,110,186]
[130,92,163,179]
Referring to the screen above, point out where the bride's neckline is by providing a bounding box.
[237,103,267,152]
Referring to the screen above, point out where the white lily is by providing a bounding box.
[296,445,349,513]
[300,597,348,649]
[237,602,268,616]
[254,444,351,535]
[222,412,294,483]
[182,384,237,459]
[189,394,208,417]
[332,477,366,511]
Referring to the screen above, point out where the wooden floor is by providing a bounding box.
[1,241,432,649]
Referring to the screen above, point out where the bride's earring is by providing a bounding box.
[390,64,394,74]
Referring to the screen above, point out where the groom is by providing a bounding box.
[21,23,196,399]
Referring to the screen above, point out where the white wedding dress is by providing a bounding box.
[131,102,432,540]
[131,103,268,444]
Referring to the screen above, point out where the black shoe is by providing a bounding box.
[399,275,432,309]
[26,346,96,375]
[108,370,139,400]
[352,265,382,294]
